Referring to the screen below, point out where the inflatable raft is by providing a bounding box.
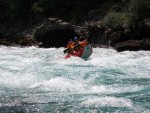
[65,44,92,59]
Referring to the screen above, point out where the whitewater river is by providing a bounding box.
[0,46,150,113]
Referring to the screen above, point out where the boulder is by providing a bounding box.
[114,40,143,52]
[115,38,150,52]
[109,31,130,46]
[34,18,78,48]
[110,31,122,42]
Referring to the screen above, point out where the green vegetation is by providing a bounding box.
[102,12,127,28]
[128,0,150,24]
[0,0,149,31]
[102,0,150,27]
[0,0,110,24]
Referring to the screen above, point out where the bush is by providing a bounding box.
[102,0,150,27]
[102,12,128,28]
[127,0,150,25]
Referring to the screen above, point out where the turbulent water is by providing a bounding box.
[0,46,150,113]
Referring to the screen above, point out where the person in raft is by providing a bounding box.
[67,37,88,53]
[72,37,81,52]
[66,39,74,54]
[65,36,88,54]
[65,37,80,54]
[74,37,88,51]
[79,36,88,47]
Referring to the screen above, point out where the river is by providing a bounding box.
[0,46,150,113]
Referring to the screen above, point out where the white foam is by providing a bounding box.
[0,46,149,112]
[81,97,133,108]
[30,77,86,94]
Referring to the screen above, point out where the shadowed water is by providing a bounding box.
[0,46,150,113]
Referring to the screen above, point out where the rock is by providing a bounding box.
[113,19,150,52]
[34,18,78,48]
[138,19,150,39]
[114,40,143,52]
[141,39,150,50]
[110,31,122,42]
[115,38,150,52]
[88,24,105,44]
[109,31,130,46]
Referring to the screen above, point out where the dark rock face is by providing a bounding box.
[34,18,78,48]
[141,39,150,50]
[0,16,149,52]
[115,39,150,52]
[0,33,37,47]
[138,19,150,39]
[88,24,106,44]
[113,19,150,52]
[0,32,2,38]
[114,40,143,52]
[86,19,150,52]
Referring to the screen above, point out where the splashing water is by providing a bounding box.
[0,46,150,113]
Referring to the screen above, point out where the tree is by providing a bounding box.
[128,0,150,24]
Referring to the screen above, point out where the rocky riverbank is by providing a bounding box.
[0,0,149,52]
[0,18,150,52]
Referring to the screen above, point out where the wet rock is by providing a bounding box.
[114,38,150,52]
[114,40,143,52]
[108,20,150,51]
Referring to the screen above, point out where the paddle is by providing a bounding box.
[64,44,83,54]
[63,48,69,53]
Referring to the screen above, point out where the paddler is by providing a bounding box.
[66,39,74,54]
[64,36,88,54]
[73,37,81,52]
[73,36,88,51]
[79,37,88,47]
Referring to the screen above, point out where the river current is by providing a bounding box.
[0,46,150,113]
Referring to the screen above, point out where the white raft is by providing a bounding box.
[81,44,93,59]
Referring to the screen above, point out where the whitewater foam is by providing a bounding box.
[0,46,150,112]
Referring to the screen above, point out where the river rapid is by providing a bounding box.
[0,46,150,113]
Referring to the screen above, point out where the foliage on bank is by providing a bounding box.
[102,0,150,27]
[1,0,149,25]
